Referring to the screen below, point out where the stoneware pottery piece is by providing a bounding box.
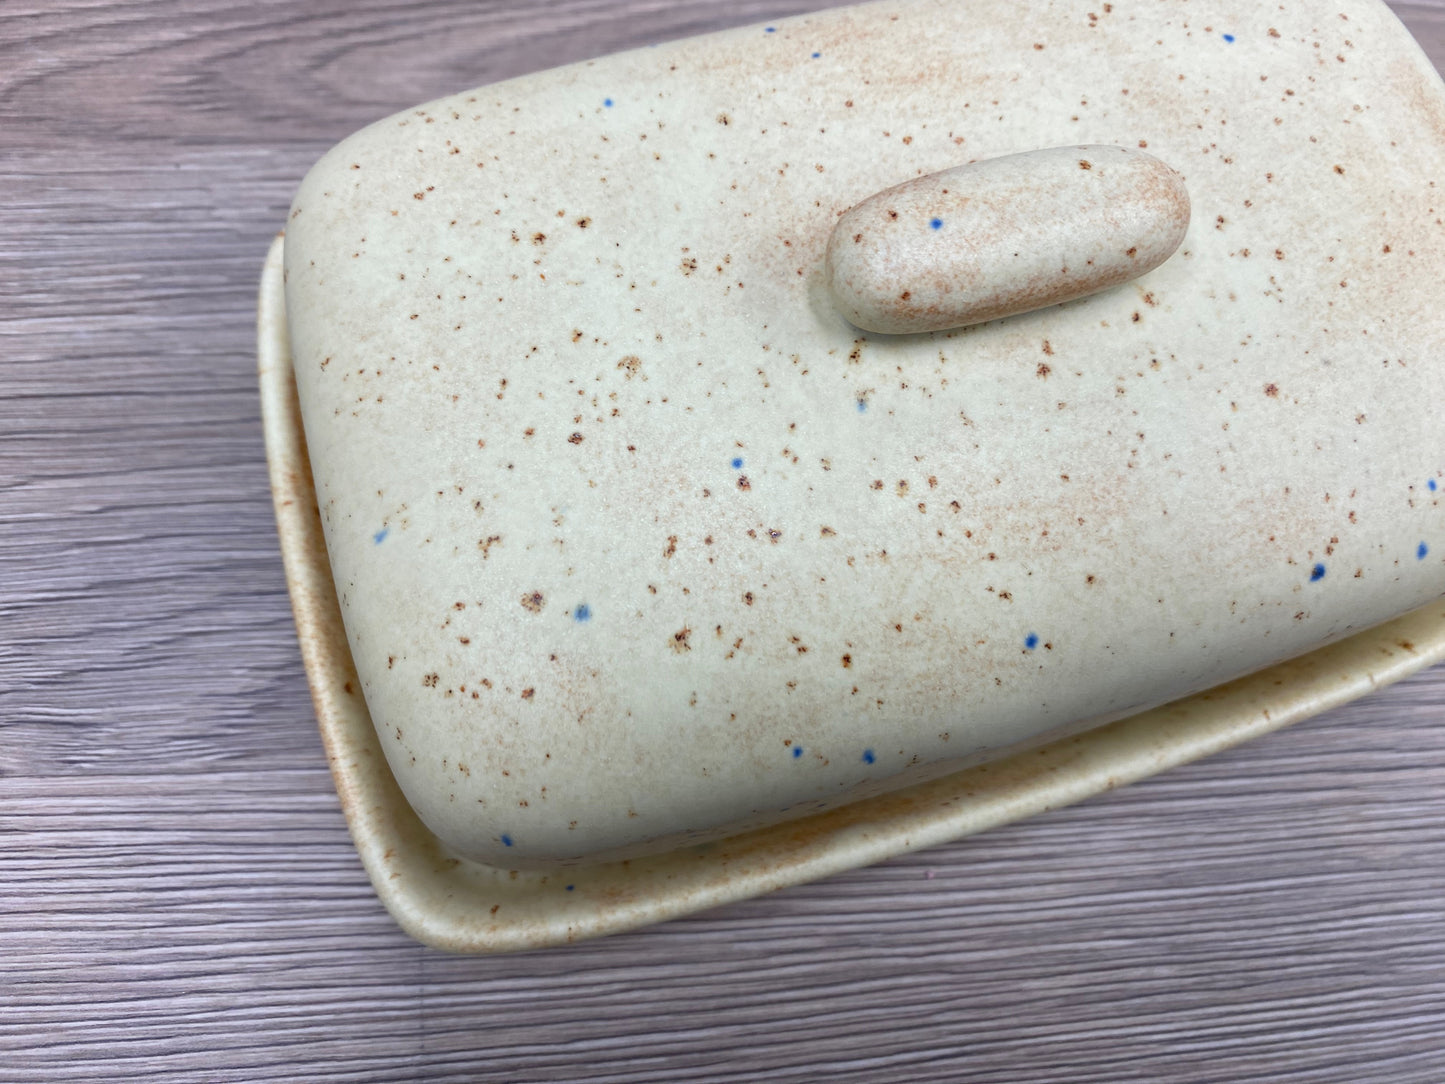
[262,0,1445,951]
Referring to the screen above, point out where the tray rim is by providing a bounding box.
[258,233,1445,953]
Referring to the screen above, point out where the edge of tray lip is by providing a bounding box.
[258,232,1445,954]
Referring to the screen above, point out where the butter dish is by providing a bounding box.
[264,0,1445,949]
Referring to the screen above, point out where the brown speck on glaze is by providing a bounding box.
[520,592,545,614]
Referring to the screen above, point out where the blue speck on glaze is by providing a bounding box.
[1310,563,1326,582]
[501,834,514,847]
[603,97,613,107]
[862,749,876,764]
[929,217,944,230]
[373,527,389,544]
[765,26,776,33]
[1222,32,1235,42]
[1024,633,1039,650]
[812,51,821,58]
[1429,479,1439,492]
[574,603,591,622]
[731,456,744,469]
[565,884,575,891]
[792,745,803,758]
[1419,542,1430,560]
[856,399,868,413]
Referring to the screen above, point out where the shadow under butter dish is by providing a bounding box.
[276,0,1445,877]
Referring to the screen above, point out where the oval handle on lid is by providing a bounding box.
[824,145,1190,334]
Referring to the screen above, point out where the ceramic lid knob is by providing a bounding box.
[825,145,1191,334]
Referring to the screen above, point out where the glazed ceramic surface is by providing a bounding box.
[281,0,1445,868]
[824,145,1191,332]
[262,236,1445,951]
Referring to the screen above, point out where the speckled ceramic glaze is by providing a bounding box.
[280,0,1445,872]
[825,145,1191,332]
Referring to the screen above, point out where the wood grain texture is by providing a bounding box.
[2,1,1444,1080]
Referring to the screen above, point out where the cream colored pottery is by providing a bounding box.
[262,0,1445,950]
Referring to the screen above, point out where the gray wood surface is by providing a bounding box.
[3,1,1444,1080]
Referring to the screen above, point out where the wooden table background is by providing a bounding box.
[5,1,1445,1080]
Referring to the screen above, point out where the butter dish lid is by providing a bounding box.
[283,0,1445,867]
